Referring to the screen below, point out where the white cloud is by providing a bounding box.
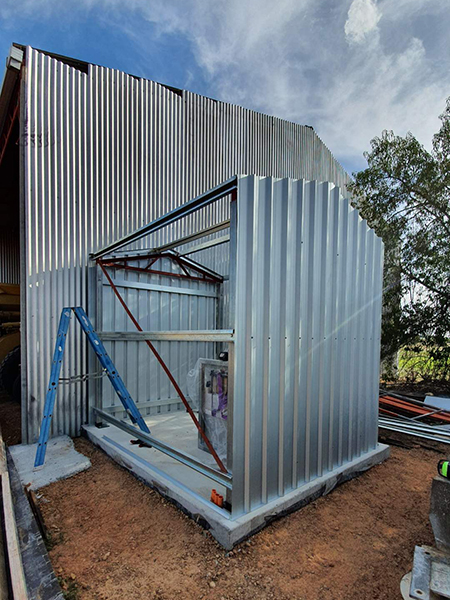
[379,0,447,21]
[133,0,449,170]
[319,37,445,164]
[1,0,449,172]
[345,0,381,44]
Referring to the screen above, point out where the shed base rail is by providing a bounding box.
[93,407,232,490]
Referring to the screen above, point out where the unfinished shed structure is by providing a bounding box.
[80,173,387,547]
[0,44,388,545]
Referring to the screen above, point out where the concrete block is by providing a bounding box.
[430,475,450,552]
[9,435,91,490]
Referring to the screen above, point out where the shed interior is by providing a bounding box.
[0,66,22,443]
[0,65,20,282]
[86,178,236,512]
[0,107,20,278]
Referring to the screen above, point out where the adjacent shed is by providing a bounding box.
[0,43,355,443]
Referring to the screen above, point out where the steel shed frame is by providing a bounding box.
[87,174,386,524]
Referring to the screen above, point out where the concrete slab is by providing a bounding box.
[84,420,389,549]
[9,435,91,490]
[85,412,228,502]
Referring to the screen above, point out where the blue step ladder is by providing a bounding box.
[34,307,150,468]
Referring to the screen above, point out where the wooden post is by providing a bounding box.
[0,425,28,599]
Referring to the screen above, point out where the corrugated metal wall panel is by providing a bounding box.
[0,230,20,283]
[23,47,353,442]
[98,257,218,418]
[232,176,383,516]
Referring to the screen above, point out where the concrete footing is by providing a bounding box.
[84,423,389,549]
[9,436,91,490]
[430,475,450,552]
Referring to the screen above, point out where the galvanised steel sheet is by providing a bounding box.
[231,176,383,516]
[0,230,20,283]
[21,46,352,442]
[97,257,218,419]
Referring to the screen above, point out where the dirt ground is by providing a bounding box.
[0,389,21,445]
[36,438,443,600]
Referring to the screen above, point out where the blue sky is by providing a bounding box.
[0,0,449,175]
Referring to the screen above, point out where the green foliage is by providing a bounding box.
[348,98,450,376]
[398,344,450,383]
[44,529,65,551]
[57,576,80,600]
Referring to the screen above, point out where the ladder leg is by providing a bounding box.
[72,307,150,434]
[34,309,72,467]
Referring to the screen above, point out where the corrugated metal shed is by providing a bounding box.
[89,174,383,520]
[16,45,353,442]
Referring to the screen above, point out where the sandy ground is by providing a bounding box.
[37,437,441,600]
